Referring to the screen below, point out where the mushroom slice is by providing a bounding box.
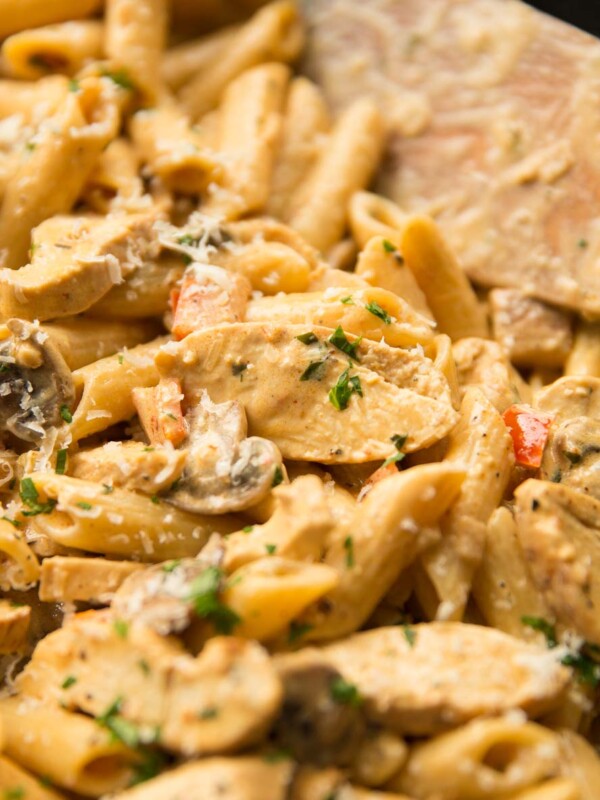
[272,648,366,767]
[18,610,283,756]
[0,318,74,443]
[515,479,600,646]
[155,323,458,463]
[111,558,211,635]
[109,757,294,800]
[320,623,569,735]
[166,391,283,515]
[540,416,600,499]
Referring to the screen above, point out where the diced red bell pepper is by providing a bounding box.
[502,404,553,469]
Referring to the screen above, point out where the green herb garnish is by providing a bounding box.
[328,326,361,361]
[55,449,67,475]
[19,478,56,517]
[382,433,408,469]
[60,404,73,423]
[365,300,393,325]
[300,359,328,382]
[521,615,557,648]
[328,367,363,411]
[330,677,363,707]
[296,331,318,344]
[187,566,240,634]
[272,466,284,487]
[343,535,355,568]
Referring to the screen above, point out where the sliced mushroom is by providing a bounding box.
[155,323,458,463]
[515,479,600,646]
[18,610,283,756]
[272,648,367,766]
[111,557,212,635]
[166,391,283,515]
[0,318,74,443]
[320,623,570,735]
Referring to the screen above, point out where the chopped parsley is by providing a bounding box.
[561,652,600,687]
[138,659,151,675]
[521,616,558,648]
[296,331,318,345]
[97,698,140,748]
[3,788,25,800]
[162,560,181,573]
[263,749,292,763]
[101,68,135,91]
[403,626,417,648]
[19,478,56,517]
[55,448,67,475]
[272,466,284,487]
[382,239,397,253]
[76,501,93,511]
[0,363,10,373]
[343,535,355,568]
[150,495,160,504]
[288,621,313,643]
[102,483,114,494]
[365,300,393,325]
[68,78,80,92]
[328,367,363,411]
[328,326,361,361]
[330,677,363,707]
[113,619,129,639]
[198,706,219,719]
[177,234,197,247]
[60,404,73,423]
[1,516,21,528]
[265,544,277,555]
[382,433,408,469]
[187,566,240,634]
[578,238,589,249]
[61,675,77,689]
[232,362,248,379]
[340,295,354,305]
[118,354,124,365]
[242,525,254,533]
[300,359,328,382]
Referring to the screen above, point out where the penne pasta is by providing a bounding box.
[104,0,168,103]
[0,695,138,796]
[26,473,241,561]
[2,21,104,80]
[178,0,303,121]
[288,98,385,254]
